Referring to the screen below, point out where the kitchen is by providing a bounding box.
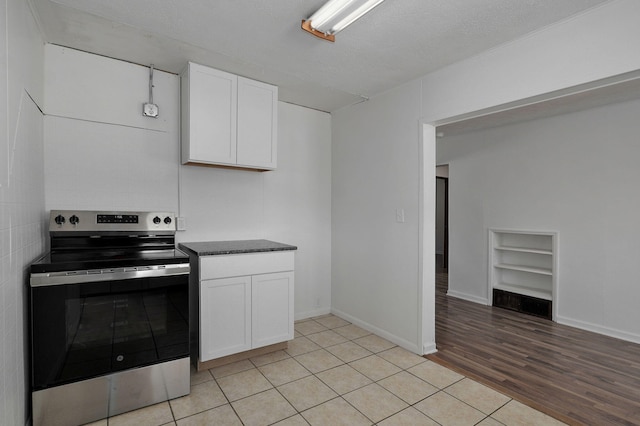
[3,0,640,425]
[31,45,332,424]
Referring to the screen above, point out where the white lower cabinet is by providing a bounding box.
[199,251,294,362]
[252,272,294,348]
[200,276,252,361]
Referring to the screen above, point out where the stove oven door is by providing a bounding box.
[30,267,190,425]
[31,271,189,389]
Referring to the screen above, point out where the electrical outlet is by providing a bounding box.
[314,297,321,308]
[176,217,186,231]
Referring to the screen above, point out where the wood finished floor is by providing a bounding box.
[428,271,640,426]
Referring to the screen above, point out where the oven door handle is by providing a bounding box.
[30,263,190,287]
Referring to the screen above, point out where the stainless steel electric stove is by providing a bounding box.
[29,210,191,426]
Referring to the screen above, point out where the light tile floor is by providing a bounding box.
[92,314,566,426]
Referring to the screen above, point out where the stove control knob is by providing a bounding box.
[54,214,65,225]
[164,216,172,225]
[69,215,79,225]
[153,216,161,224]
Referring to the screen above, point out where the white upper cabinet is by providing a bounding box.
[237,77,278,170]
[182,64,237,166]
[181,62,278,171]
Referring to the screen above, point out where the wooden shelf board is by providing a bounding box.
[495,263,552,276]
[494,283,552,300]
[495,246,552,255]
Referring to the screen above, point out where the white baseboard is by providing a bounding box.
[423,342,437,355]
[446,290,489,306]
[556,315,640,344]
[330,308,421,355]
[437,291,640,345]
[443,292,640,345]
[295,307,331,321]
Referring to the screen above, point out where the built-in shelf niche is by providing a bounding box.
[489,229,557,320]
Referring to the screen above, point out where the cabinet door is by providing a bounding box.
[183,63,237,165]
[251,271,294,349]
[200,276,251,361]
[237,77,278,170]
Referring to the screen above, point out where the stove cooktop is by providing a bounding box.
[31,209,190,274]
[30,248,190,274]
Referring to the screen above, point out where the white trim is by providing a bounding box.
[556,315,640,345]
[417,121,436,356]
[423,342,437,355]
[331,308,421,355]
[295,307,331,321]
[446,290,489,306]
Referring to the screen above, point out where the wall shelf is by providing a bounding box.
[494,263,552,276]
[494,246,552,255]
[489,229,557,320]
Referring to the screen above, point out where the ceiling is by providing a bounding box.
[30,0,612,113]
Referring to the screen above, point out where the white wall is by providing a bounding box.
[1,0,45,424]
[418,0,640,343]
[330,0,640,352]
[179,102,332,318]
[436,165,449,178]
[437,98,640,342]
[265,103,332,318]
[332,80,425,352]
[422,0,640,123]
[44,45,180,213]
[43,45,332,319]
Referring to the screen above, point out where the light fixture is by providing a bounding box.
[301,0,385,42]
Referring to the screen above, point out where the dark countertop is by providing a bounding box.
[179,239,297,256]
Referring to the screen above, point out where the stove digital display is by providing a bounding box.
[97,214,139,224]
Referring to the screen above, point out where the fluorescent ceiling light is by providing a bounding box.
[302,0,385,42]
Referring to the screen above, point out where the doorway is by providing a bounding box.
[435,166,449,281]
